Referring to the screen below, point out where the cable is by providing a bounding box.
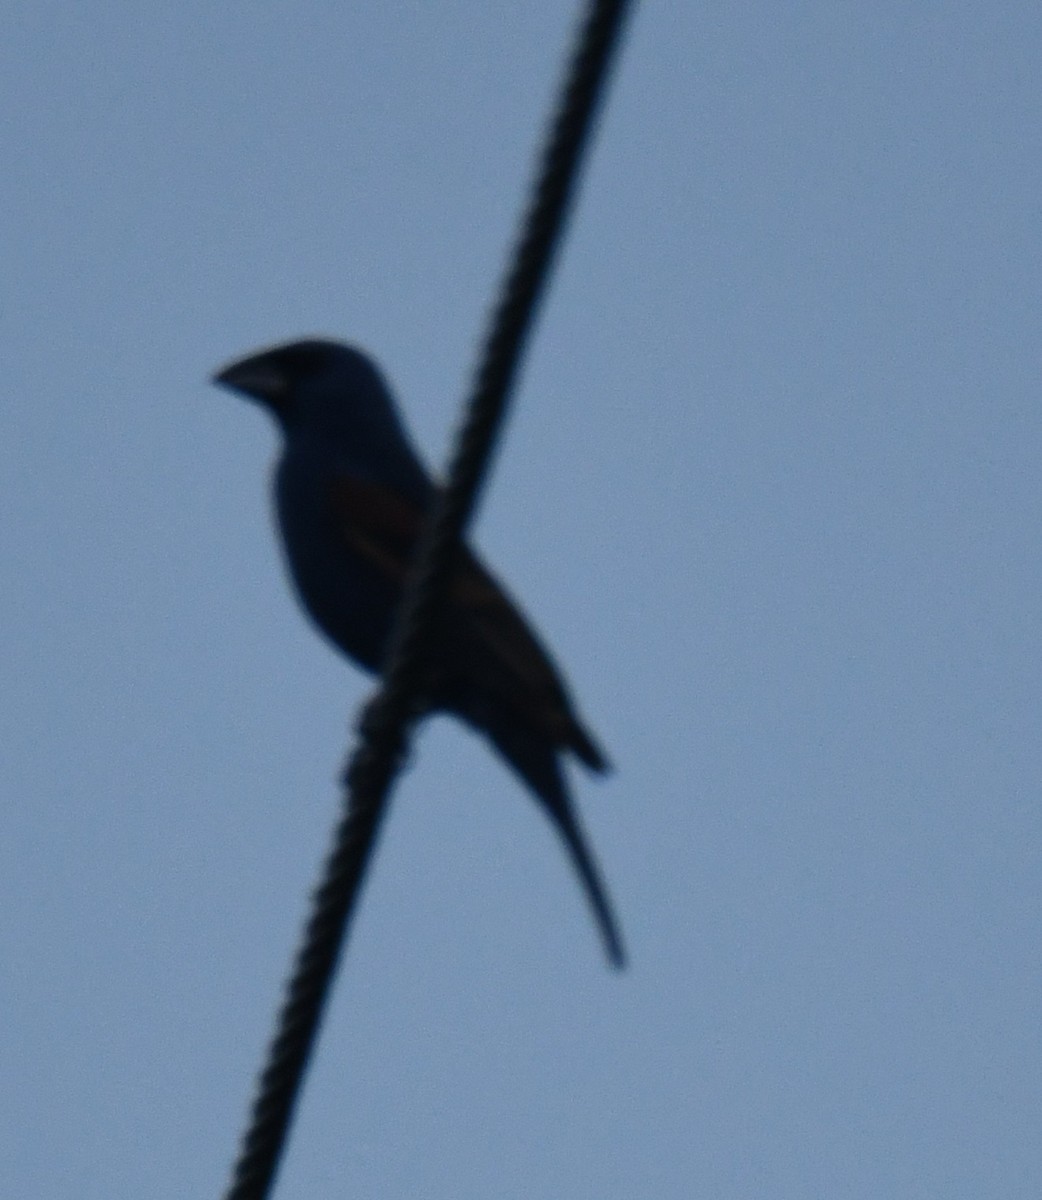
[221,3,632,1196]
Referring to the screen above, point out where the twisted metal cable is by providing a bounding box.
[222,3,632,1197]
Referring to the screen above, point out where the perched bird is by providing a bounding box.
[213,338,623,967]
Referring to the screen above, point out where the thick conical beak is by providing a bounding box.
[212,353,289,409]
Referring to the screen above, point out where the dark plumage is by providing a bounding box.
[214,338,623,966]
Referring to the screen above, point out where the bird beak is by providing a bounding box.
[212,353,289,409]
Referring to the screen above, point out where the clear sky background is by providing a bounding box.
[3,4,1041,1197]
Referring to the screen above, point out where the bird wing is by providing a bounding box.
[328,476,599,758]
[328,475,421,584]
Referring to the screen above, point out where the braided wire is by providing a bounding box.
[222,4,631,1196]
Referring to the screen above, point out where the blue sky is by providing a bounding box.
[3,4,1041,1197]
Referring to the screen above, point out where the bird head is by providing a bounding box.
[212,339,361,429]
[212,338,433,497]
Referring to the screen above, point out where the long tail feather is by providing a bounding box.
[482,717,625,968]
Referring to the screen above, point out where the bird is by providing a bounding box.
[213,338,624,967]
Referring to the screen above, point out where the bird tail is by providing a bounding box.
[484,720,625,968]
[568,718,611,774]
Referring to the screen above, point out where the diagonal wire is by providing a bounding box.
[221,3,632,1198]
